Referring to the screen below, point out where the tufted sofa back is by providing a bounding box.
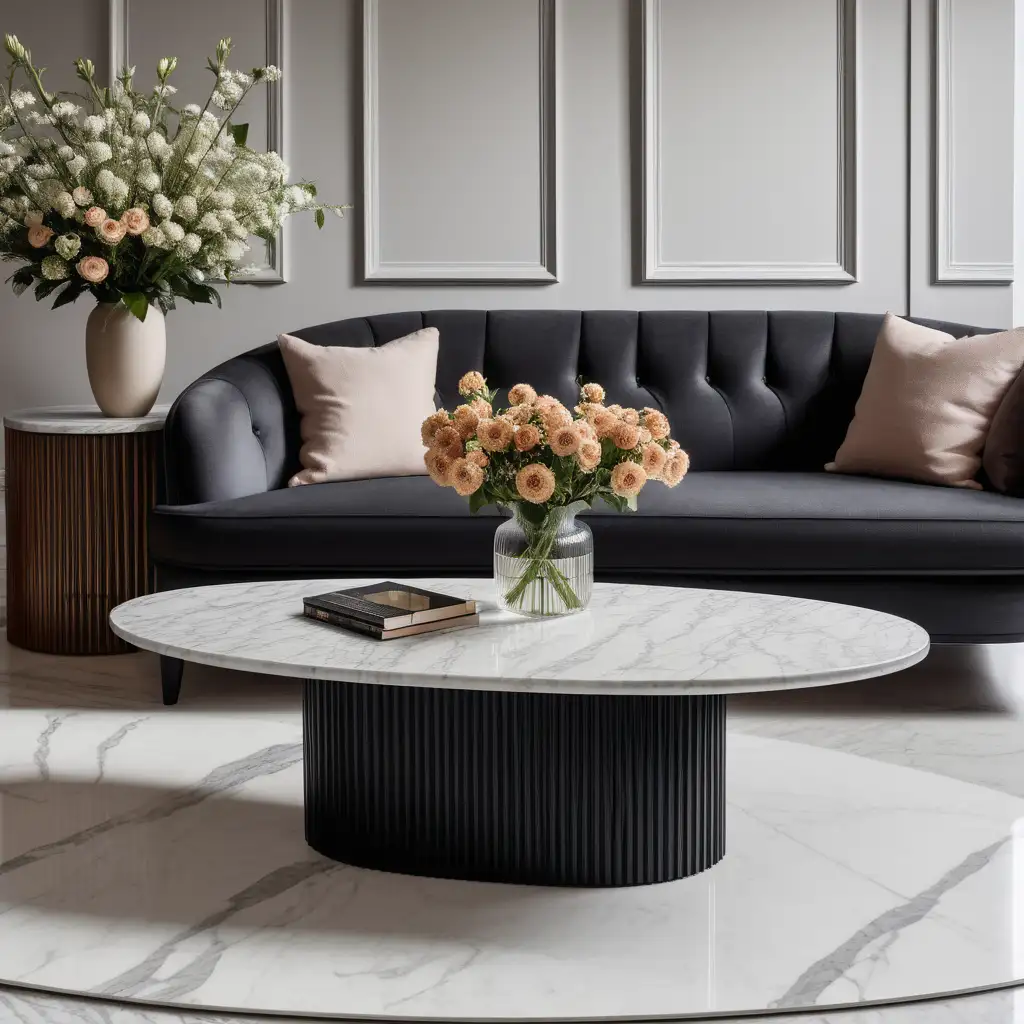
[165,310,996,503]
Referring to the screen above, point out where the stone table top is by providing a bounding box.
[3,404,169,434]
[110,578,930,696]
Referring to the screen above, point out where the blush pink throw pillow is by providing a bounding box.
[278,327,439,486]
[826,313,1024,489]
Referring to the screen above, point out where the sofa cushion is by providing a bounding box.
[149,471,1024,576]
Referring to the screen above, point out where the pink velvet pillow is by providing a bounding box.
[826,313,1024,489]
[278,327,439,486]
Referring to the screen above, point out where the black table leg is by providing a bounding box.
[161,656,183,705]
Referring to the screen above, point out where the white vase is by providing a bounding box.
[85,302,166,418]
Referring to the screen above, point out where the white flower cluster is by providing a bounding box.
[0,35,347,300]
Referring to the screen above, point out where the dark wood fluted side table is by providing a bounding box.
[3,405,167,655]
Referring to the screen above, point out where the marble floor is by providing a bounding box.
[3,637,1024,1022]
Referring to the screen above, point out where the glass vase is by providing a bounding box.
[493,501,594,617]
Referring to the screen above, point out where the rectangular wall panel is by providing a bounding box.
[110,0,285,282]
[642,0,858,282]
[363,0,557,282]
[934,0,1014,282]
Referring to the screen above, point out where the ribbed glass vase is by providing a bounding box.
[493,501,594,617]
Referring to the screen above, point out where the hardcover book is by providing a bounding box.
[302,582,476,630]
[303,605,479,641]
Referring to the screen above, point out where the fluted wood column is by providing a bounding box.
[4,406,166,655]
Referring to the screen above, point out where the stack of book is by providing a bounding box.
[302,582,478,640]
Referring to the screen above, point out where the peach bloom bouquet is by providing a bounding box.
[422,371,689,614]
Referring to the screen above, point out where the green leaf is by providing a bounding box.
[121,291,149,321]
[468,489,490,515]
[315,208,325,229]
[51,279,86,309]
[229,122,249,146]
[9,266,34,297]
[33,279,62,301]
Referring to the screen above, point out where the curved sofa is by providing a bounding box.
[152,309,1024,646]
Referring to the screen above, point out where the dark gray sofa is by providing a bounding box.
[151,309,1024,700]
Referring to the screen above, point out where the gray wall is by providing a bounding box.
[0,0,1016,466]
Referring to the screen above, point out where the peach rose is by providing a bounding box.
[612,421,641,450]
[120,207,150,236]
[477,417,514,452]
[421,409,450,447]
[424,448,454,486]
[27,225,54,248]
[662,449,690,488]
[610,460,647,497]
[592,409,618,440]
[507,403,534,425]
[581,382,605,404]
[641,442,668,479]
[458,370,486,396]
[83,206,107,228]
[515,463,556,504]
[577,439,602,472]
[508,383,537,406]
[470,397,492,420]
[97,218,127,244]
[466,449,489,468]
[433,424,464,461]
[453,404,480,441]
[76,255,109,283]
[642,408,671,441]
[449,457,485,497]
[540,408,572,435]
[549,424,581,457]
[514,423,542,452]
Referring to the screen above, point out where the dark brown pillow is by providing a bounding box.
[983,368,1024,494]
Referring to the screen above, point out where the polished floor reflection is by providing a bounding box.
[2,638,1024,1022]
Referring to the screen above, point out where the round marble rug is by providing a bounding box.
[1,706,1023,1021]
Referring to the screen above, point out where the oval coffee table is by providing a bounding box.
[110,579,928,887]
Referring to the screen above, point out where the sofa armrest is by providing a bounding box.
[163,348,296,505]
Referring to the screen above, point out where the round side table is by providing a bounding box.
[3,405,167,655]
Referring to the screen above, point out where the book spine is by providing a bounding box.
[304,606,383,639]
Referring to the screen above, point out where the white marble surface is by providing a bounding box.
[109,579,930,696]
[0,626,1017,1021]
[3,405,168,434]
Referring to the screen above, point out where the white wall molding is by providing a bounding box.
[935,0,1014,282]
[108,0,287,284]
[641,0,859,283]
[363,0,558,282]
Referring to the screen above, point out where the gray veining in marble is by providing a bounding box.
[2,635,1024,1022]
[110,579,930,695]
[2,406,168,435]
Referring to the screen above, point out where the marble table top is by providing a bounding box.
[110,579,929,695]
[3,404,169,434]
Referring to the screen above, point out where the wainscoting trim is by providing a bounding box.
[934,0,1014,282]
[641,0,859,283]
[362,0,558,282]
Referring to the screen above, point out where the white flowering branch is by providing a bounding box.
[0,33,350,319]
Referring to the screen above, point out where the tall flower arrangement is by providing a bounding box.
[423,373,690,613]
[0,34,348,319]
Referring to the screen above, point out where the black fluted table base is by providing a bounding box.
[303,679,726,887]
